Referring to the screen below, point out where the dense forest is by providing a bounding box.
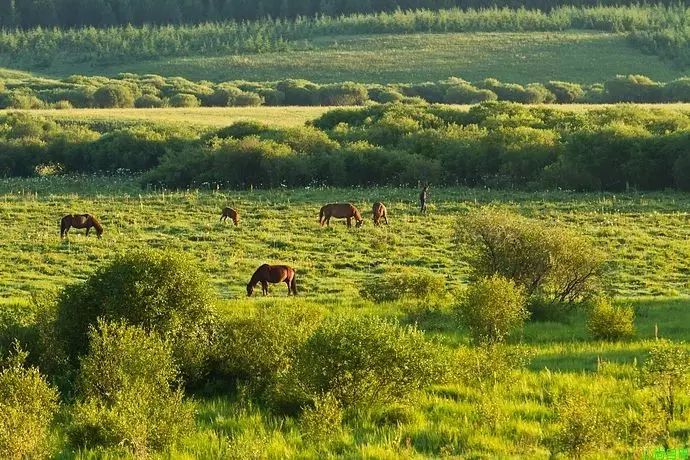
[0,0,684,28]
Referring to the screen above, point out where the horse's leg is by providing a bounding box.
[261,281,268,296]
[85,225,90,237]
[326,216,331,227]
[347,217,351,228]
[286,280,291,296]
[384,214,389,225]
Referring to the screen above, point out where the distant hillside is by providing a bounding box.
[29,32,688,85]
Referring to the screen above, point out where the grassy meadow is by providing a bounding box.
[2,176,690,457]
[35,31,687,84]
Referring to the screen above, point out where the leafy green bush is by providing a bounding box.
[69,321,194,456]
[586,297,635,341]
[0,345,59,460]
[300,392,344,446]
[455,343,531,387]
[169,93,200,107]
[214,305,323,394]
[550,391,609,459]
[444,84,497,104]
[456,208,605,304]
[359,267,445,302]
[294,315,449,407]
[93,84,135,108]
[206,86,243,106]
[54,249,216,386]
[319,82,369,106]
[641,339,690,437]
[455,275,528,344]
[545,81,584,103]
[134,94,164,108]
[604,74,663,103]
[234,91,264,106]
[0,91,44,109]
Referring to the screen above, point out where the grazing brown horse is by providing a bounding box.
[60,214,103,239]
[220,207,240,225]
[319,203,363,228]
[372,202,389,226]
[247,264,297,296]
[419,183,429,214]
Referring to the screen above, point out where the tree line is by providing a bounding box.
[0,0,684,28]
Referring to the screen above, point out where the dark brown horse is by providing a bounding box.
[419,183,429,214]
[60,214,103,239]
[220,207,240,225]
[247,264,297,296]
[372,202,389,225]
[319,203,363,228]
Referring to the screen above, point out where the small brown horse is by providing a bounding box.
[319,203,363,228]
[220,207,240,225]
[247,264,297,296]
[60,214,103,239]
[372,202,389,225]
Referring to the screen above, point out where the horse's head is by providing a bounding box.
[246,283,254,297]
[96,227,104,238]
[356,219,363,228]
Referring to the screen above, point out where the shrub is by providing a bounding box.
[663,78,690,102]
[257,88,286,106]
[294,315,449,407]
[93,84,134,108]
[69,321,194,456]
[169,93,200,107]
[455,275,528,344]
[550,391,609,459]
[134,94,164,108]
[455,208,605,304]
[545,81,585,103]
[233,91,264,106]
[368,86,405,103]
[586,297,635,341]
[455,343,531,387]
[52,100,74,109]
[359,267,445,302]
[604,75,663,103]
[54,249,215,386]
[206,86,243,106]
[0,345,59,460]
[641,339,690,437]
[319,82,369,106]
[300,392,344,446]
[215,306,323,394]
[276,80,320,105]
[0,91,44,109]
[444,84,497,104]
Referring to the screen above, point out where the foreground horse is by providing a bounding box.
[60,214,103,239]
[220,207,240,225]
[372,202,389,225]
[319,203,363,228]
[247,264,297,296]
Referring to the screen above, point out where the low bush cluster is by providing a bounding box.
[5,101,690,192]
[360,267,445,302]
[586,297,635,341]
[4,72,690,110]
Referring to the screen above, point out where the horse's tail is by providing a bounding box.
[60,216,67,238]
[319,206,325,224]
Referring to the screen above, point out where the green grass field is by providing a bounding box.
[3,176,690,457]
[32,31,687,84]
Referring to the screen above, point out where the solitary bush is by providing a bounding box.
[93,84,134,108]
[456,208,605,304]
[294,315,449,407]
[134,94,164,108]
[360,267,445,302]
[169,93,200,107]
[69,321,194,456]
[54,249,215,386]
[641,339,690,437]
[0,345,58,460]
[456,275,528,344]
[586,297,635,341]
